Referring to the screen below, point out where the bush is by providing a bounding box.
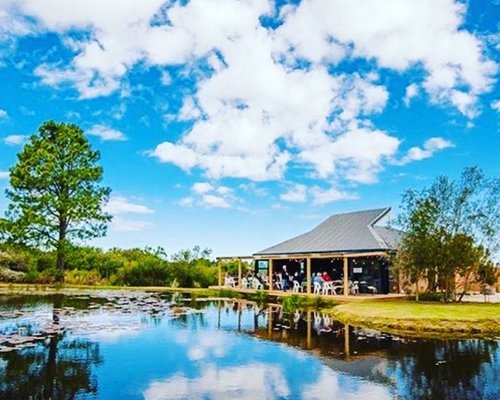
[408,292,442,302]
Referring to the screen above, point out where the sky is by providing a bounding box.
[0,0,498,258]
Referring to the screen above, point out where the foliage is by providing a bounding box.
[396,167,500,302]
[0,244,218,288]
[0,121,111,282]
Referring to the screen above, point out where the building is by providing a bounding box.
[252,208,402,295]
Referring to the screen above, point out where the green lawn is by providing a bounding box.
[329,301,500,338]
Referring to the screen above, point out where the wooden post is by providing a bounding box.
[238,258,242,288]
[344,323,350,359]
[267,305,273,337]
[268,259,273,291]
[306,257,311,294]
[218,259,223,288]
[307,309,312,349]
[343,256,349,296]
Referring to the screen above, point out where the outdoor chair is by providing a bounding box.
[292,280,302,293]
[224,276,236,287]
[241,277,248,289]
[350,281,359,294]
[313,282,322,295]
[322,281,334,295]
[252,278,263,290]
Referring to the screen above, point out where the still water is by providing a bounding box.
[0,291,498,400]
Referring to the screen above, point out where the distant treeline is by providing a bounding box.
[0,244,243,288]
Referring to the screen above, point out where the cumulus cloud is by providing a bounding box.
[110,217,153,232]
[104,196,154,215]
[0,109,8,119]
[492,100,500,112]
[181,181,236,209]
[104,196,154,232]
[403,83,419,106]
[311,186,359,205]
[1,0,495,197]
[0,171,9,179]
[3,134,27,146]
[280,184,307,203]
[396,137,454,165]
[87,124,127,141]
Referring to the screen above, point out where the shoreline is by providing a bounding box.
[2,284,499,339]
[328,301,500,339]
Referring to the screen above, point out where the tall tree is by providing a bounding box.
[0,121,111,282]
[396,167,499,301]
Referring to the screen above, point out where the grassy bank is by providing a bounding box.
[329,301,500,338]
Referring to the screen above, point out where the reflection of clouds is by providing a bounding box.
[144,363,289,400]
[187,333,228,361]
[85,325,143,343]
[302,367,392,400]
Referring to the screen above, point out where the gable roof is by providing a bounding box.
[254,208,400,256]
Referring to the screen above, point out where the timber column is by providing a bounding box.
[343,256,349,296]
[218,259,223,288]
[306,257,311,294]
[238,258,242,288]
[268,259,273,290]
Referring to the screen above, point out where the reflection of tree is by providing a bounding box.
[385,339,499,400]
[0,294,103,400]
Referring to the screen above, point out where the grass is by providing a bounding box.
[328,301,500,338]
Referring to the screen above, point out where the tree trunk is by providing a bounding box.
[56,220,66,283]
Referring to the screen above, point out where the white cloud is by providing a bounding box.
[87,124,127,141]
[396,137,454,165]
[181,181,237,209]
[403,83,419,106]
[160,70,171,86]
[491,100,500,112]
[1,0,496,194]
[110,217,153,232]
[0,109,8,119]
[3,134,27,146]
[191,182,213,195]
[201,194,231,208]
[311,186,358,205]
[0,171,9,179]
[281,184,307,203]
[105,196,154,215]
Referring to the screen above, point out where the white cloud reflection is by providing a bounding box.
[301,366,393,400]
[143,363,290,400]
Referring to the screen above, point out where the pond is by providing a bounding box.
[0,290,498,400]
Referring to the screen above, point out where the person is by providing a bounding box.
[282,265,290,291]
[313,272,324,287]
[322,271,332,282]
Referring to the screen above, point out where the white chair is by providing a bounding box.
[292,280,302,293]
[252,278,263,290]
[241,277,248,289]
[322,281,333,295]
[313,282,322,295]
[350,281,359,294]
[224,276,236,287]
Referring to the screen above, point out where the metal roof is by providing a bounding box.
[254,208,400,256]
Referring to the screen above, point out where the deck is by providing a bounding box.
[209,286,406,302]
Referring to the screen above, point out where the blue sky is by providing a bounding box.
[0,0,498,257]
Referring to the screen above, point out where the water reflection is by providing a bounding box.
[0,294,102,400]
[0,293,498,400]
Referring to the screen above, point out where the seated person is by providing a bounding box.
[313,272,324,286]
[321,271,332,282]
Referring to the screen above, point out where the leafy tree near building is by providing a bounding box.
[396,167,499,302]
[0,121,111,282]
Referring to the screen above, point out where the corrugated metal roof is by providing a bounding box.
[254,208,400,255]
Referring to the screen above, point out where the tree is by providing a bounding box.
[396,167,499,301]
[0,121,111,282]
